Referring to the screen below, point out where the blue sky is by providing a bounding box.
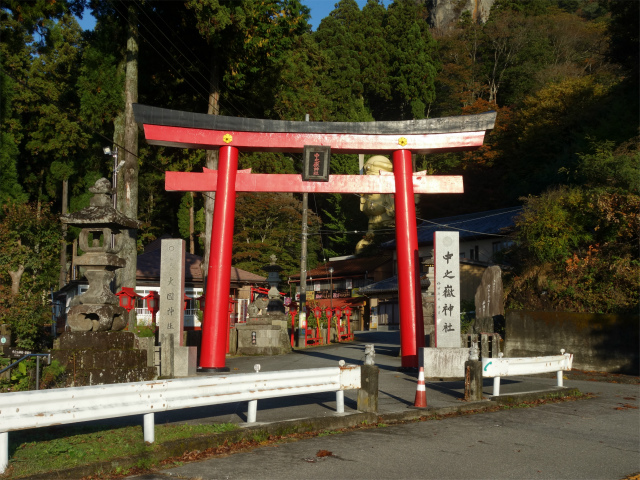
[76,1,390,32]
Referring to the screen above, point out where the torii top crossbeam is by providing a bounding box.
[134,104,495,154]
[133,104,496,371]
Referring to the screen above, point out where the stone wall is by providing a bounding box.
[505,310,639,375]
[52,331,156,386]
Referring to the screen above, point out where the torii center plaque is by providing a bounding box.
[133,104,496,371]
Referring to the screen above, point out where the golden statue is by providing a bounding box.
[355,156,395,254]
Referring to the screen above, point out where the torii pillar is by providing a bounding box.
[133,104,496,371]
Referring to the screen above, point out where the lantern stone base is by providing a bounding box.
[236,317,292,356]
[67,304,128,332]
[52,331,156,386]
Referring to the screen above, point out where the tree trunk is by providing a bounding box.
[202,61,220,289]
[59,178,69,289]
[9,265,25,297]
[118,3,139,329]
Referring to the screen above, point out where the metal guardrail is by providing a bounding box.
[482,350,573,396]
[0,362,360,474]
[0,353,51,390]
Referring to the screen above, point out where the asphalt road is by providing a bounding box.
[129,379,639,480]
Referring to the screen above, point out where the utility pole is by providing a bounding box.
[298,114,310,347]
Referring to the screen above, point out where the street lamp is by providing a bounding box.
[328,267,334,310]
[103,146,124,209]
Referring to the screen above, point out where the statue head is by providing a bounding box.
[364,156,393,175]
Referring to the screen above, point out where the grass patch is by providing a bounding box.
[5,422,237,478]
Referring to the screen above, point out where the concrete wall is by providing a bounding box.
[505,310,639,375]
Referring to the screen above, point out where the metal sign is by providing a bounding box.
[302,145,330,181]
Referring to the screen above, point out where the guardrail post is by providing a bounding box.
[247,400,258,423]
[143,413,155,443]
[357,363,379,413]
[557,349,566,387]
[493,376,501,396]
[247,363,260,423]
[1,432,8,475]
[336,390,345,413]
[464,360,483,401]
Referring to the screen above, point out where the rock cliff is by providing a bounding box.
[426,0,495,29]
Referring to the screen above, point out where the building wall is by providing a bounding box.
[505,310,639,374]
[418,238,511,264]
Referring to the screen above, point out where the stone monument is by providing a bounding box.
[473,265,504,333]
[421,231,468,379]
[159,239,197,377]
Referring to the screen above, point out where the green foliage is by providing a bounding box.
[0,202,62,293]
[382,0,438,119]
[571,139,640,192]
[0,202,60,349]
[516,188,590,263]
[10,358,32,390]
[606,0,639,79]
[506,186,639,314]
[177,192,195,241]
[41,359,67,389]
[319,193,367,258]
[77,38,124,129]
[8,421,238,478]
[233,192,322,276]
[134,323,157,338]
[0,357,63,392]
[239,152,296,174]
[313,0,437,122]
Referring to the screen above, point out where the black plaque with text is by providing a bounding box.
[302,145,330,182]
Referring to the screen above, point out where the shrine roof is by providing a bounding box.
[133,104,496,136]
[358,274,432,296]
[136,241,266,285]
[288,255,392,281]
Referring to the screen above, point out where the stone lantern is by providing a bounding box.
[264,255,285,314]
[236,254,291,355]
[61,178,140,332]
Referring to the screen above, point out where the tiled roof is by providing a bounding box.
[383,206,522,248]
[358,274,431,295]
[288,255,392,281]
[136,248,265,284]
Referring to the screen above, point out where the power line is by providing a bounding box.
[0,66,139,161]
[108,0,252,119]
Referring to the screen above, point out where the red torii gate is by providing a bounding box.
[133,104,496,371]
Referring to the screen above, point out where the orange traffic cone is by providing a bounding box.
[414,367,427,408]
